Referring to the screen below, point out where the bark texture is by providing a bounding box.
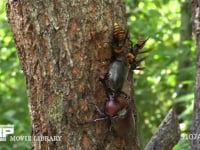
[190,0,200,149]
[6,0,137,149]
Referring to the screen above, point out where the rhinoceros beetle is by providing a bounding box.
[100,53,131,96]
[100,24,134,95]
[89,53,131,129]
[101,38,149,95]
[89,90,130,123]
[89,54,131,130]
[88,23,148,136]
[105,92,129,117]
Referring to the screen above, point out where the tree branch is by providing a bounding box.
[145,108,180,150]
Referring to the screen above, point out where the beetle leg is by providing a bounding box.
[129,56,147,70]
[139,49,152,54]
[136,56,147,64]
[130,38,149,56]
[111,115,119,119]
[137,38,149,49]
[117,91,128,99]
[88,103,110,123]
[88,102,105,116]
[135,67,145,70]
[92,116,109,123]
[99,75,106,84]
[119,91,130,100]
[99,72,110,85]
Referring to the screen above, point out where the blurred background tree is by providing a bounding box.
[0,0,194,149]
[126,0,194,149]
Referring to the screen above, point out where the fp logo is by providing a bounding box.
[0,125,14,141]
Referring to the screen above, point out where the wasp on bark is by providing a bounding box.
[112,22,128,54]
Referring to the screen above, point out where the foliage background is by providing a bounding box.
[126,0,194,149]
[0,0,194,149]
[0,0,30,149]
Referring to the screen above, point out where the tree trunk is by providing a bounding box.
[174,0,192,116]
[6,0,138,149]
[190,0,200,149]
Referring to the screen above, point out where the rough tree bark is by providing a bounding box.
[6,0,138,149]
[190,0,200,149]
